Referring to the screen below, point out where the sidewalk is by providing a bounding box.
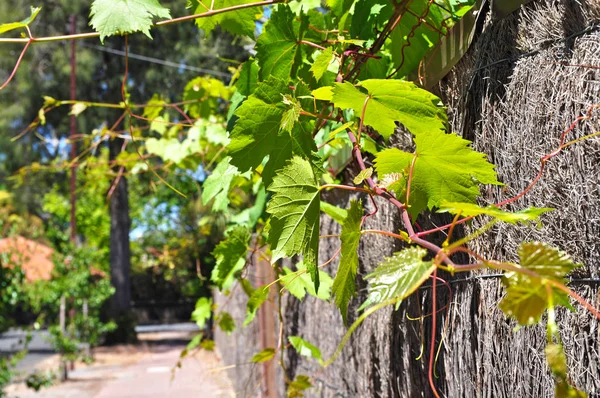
[6,331,234,398]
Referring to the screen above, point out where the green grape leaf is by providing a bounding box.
[217,311,236,335]
[363,247,435,308]
[545,343,568,379]
[185,333,203,351]
[189,118,229,146]
[438,202,553,226]
[235,59,259,97]
[287,375,312,397]
[281,261,333,301]
[267,156,321,290]
[261,121,316,188]
[183,77,231,119]
[320,202,348,224]
[353,168,373,185]
[89,0,171,43]
[350,0,393,42]
[326,0,353,17]
[288,336,322,361]
[499,282,562,326]
[190,0,260,37]
[229,77,313,174]
[200,339,215,351]
[499,242,581,325]
[311,48,334,82]
[375,130,501,216]
[256,5,310,81]
[331,80,447,140]
[245,286,269,326]
[211,226,251,290]
[312,86,334,101]
[281,95,302,133]
[202,157,239,212]
[145,137,187,164]
[142,94,165,121]
[191,297,212,329]
[0,6,42,35]
[518,242,581,280]
[251,348,276,363]
[555,382,587,398]
[332,200,363,324]
[230,186,267,229]
[288,0,321,14]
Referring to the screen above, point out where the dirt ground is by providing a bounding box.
[6,331,234,398]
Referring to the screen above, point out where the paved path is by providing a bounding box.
[6,331,234,398]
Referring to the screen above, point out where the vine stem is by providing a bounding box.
[298,40,327,51]
[0,0,282,44]
[0,39,31,91]
[362,229,409,242]
[320,184,372,194]
[428,267,441,398]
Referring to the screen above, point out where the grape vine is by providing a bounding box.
[1,0,599,396]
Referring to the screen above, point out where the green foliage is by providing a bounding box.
[375,130,501,216]
[438,202,553,226]
[89,0,171,42]
[244,285,269,326]
[267,156,321,290]
[251,347,276,363]
[228,77,315,182]
[190,0,260,37]
[255,5,310,81]
[281,261,332,301]
[320,202,348,224]
[331,80,447,140]
[363,247,435,309]
[0,348,27,397]
[192,297,213,329]
[310,48,334,82]
[217,311,236,335]
[183,77,231,119]
[25,370,55,392]
[0,261,25,333]
[332,200,363,323]
[287,375,312,397]
[2,1,593,395]
[0,6,41,35]
[288,336,322,362]
[499,242,580,326]
[211,226,250,289]
[202,157,240,212]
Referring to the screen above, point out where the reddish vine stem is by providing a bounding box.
[320,184,372,194]
[298,40,327,51]
[428,267,441,398]
[497,103,600,207]
[0,39,31,91]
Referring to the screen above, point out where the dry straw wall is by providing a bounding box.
[215,1,600,396]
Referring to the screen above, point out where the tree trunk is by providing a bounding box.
[108,136,132,323]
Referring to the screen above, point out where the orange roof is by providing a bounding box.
[0,236,54,282]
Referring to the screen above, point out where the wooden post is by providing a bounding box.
[59,295,67,381]
[256,252,277,398]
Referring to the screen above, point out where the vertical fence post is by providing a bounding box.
[256,251,278,398]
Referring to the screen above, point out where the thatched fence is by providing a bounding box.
[215,1,600,396]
